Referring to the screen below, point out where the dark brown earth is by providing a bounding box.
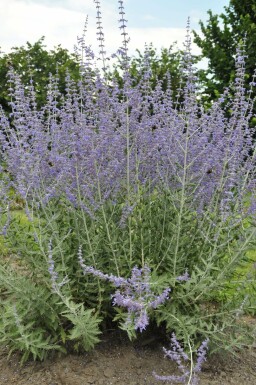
[0,329,255,385]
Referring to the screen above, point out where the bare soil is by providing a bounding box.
[0,329,255,385]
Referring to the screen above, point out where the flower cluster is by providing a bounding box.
[48,240,69,293]
[0,23,255,225]
[48,240,58,291]
[78,254,170,332]
[153,333,209,384]
[176,269,190,282]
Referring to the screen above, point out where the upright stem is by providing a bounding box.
[173,120,189,279]
[125,100,133,265]
[187,337,194,385]
[75,165,103,308]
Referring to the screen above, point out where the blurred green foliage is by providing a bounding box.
[193,0,256,105]
[0,37,80,111]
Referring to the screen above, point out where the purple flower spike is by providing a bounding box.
[134,309,149,332]
[48,240,58,291]
[78,251,170,332]
[194,338,209,373]
[176,269,190,282]
[154,334,209,384]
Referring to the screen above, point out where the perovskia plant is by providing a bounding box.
[0,0,255,369]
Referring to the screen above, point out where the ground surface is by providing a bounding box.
[0,330,255,385]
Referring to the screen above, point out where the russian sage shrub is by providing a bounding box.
[0,0,255,362]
